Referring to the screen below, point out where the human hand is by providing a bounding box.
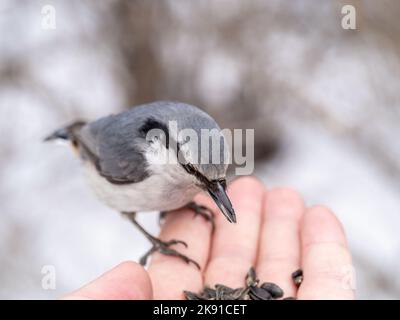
[64,177,355,300]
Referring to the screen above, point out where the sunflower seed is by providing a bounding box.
[245,267,259,287]
[260,282,284,298]
[291,269,303,287]
[202,286,216,299]
[184,290,203,300]
[230,287,248,300]
[249,286,273,300]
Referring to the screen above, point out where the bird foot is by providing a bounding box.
[139,237,200,270]
[186,202,216,232]
[122,212,200,270]
[159,202,215,232]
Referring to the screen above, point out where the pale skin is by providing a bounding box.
[64,177,355,300]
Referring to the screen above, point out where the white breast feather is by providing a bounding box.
[83,139,201,213]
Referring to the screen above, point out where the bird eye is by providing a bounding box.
[183,163,196,175]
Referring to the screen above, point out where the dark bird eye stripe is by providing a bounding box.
[139,117,170,148]
[182,163,227,191]
[182,163,209,185]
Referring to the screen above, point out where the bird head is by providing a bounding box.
[139,103,236,224]
[176,128,236,224]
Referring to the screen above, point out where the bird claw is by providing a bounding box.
[139,237,200,270]
[159,203,215,232]
[165,239,188,248]
[151,202,214,269]
[186,202,216,232]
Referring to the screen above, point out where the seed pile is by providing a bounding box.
[184,267,303,300]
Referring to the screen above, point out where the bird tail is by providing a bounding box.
[44,121,86,142]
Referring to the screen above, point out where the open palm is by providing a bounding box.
[65,177,355,300]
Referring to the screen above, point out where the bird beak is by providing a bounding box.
[207,181,236,223]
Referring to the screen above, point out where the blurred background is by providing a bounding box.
[1,0,399,299]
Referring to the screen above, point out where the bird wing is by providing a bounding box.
[75,115,150,185]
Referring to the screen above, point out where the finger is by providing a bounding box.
[298,206,355,300]
[148,198,213,299]
[256,188,305,298]
[204,176,265,288]
[63,261,152,300]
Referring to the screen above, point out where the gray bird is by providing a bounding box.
[45,101,235,268]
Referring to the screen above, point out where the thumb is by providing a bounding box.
[63,261,153,300]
